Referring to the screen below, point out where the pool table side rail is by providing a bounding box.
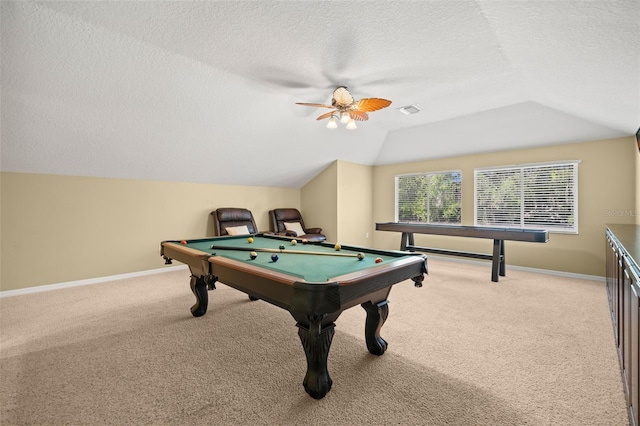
[162,235,420,265]
[209,253,426,315]
[327,255,426,284]
[161,241,212,276]
[206,255,309,311]
[263,233,419,256]
[328,255,427,308]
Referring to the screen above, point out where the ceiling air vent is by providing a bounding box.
[397,104,422,115]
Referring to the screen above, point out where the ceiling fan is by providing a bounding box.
[296,86,392,129]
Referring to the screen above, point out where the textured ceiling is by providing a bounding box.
[1,1,638,187]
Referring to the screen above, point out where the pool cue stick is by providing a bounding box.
[209,245,362,258]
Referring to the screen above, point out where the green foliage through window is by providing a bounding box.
[474,162,578,232]
[396,171,461,224]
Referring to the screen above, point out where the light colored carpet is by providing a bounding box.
[0,259,629,425]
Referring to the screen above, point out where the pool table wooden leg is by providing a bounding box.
[361,300,389,355]
[296,316,335,399]
[189,275,211,317]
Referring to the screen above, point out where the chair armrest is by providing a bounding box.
[305,227,322,234]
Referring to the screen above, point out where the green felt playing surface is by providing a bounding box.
[182,235,408,283]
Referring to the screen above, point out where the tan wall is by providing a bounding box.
[372,137,637,277]
[0,173,299,291]
[336,160,373,246]
[300,160,374,246]
[301,161,338,242]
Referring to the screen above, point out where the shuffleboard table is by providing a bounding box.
[376,222,548,282]
[161,234,427,399]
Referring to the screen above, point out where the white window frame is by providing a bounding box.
[395,170,462,224]
[474,161,579,233]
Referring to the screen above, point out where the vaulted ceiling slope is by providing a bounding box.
[1,1,638,188]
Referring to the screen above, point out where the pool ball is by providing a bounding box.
[247,237,254,243]
[357,252,365,260]
[291,239,297,246]
[271,254,279,262]
[180,240,187,245]
[279,244,285,250]
[374,257,383,264]
[249,251,257,260]
[302,239,308,244]
[334,244,341,251]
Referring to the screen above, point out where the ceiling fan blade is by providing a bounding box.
[332,86,354,108]
[353,98,392,112]
[349,110,369,121]
[316,110,337,120]
[295,102,335,109]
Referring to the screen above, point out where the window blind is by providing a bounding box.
[474,162,578,232]
[396,171,461,224]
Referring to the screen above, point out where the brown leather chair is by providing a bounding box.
[211,208,259,236]
[268,208,326,242]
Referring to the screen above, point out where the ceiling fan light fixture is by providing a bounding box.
[296,87,391,131]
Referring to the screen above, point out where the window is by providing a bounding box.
[474,161,578,232]
[395,171,461,224]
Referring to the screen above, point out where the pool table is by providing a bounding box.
[160,234,427,399]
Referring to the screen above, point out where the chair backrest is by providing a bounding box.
[211,208,259,236]
[269,208,306,233]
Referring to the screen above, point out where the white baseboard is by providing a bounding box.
[0,265,189,298]
[427,255,605,282]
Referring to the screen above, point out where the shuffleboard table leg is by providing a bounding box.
[400,232,416,251]
[296,316,335,399]
[361,300,389,355]
[189,275,210,317]
[499,239,506,277]
[491,239,503,282]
